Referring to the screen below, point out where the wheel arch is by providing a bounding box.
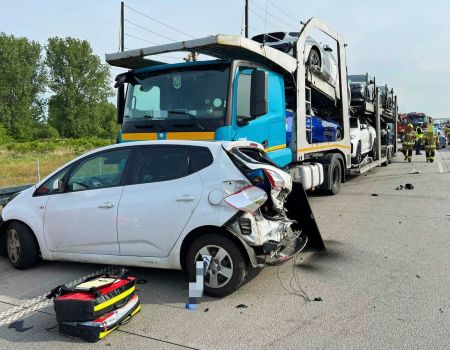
[179,225,257,273]
[0,219,41,257]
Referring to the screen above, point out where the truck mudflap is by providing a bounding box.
[284,181,326,251]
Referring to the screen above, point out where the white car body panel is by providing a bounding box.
[44,187,123,255]
[350,117,376,157]
[117,172,203,257]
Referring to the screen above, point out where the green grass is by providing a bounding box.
[0,138,113,188]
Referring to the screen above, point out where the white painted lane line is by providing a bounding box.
[438,163,444,173]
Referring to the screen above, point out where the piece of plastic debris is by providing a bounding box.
[416,275,421,278]
[395,185,405,190]
[405,183,414,190]
[313,297,323,302]
[8,320,33,332]
[204,308,209,312]
[236,304,248,309]
[409,169,421,174]
[185,303,198,310]
[371,193,379,196]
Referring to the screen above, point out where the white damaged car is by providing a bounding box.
[0,141,310,297]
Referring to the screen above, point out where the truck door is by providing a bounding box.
[232,67,291,166]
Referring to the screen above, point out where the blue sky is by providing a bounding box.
[1,0,450,118]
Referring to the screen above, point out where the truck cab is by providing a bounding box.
[117,60,292,166]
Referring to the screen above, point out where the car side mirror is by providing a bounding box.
[52,179,64,192]
[250,70,268,118]
[117,84,125,124]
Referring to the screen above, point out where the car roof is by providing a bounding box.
[83,140,264,157]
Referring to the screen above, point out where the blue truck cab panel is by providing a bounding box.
[223,66,292,167]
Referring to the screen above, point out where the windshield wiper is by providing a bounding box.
[167,110,206,131]
[142,115,165,132]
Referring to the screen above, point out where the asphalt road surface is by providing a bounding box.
[1,147,449,350]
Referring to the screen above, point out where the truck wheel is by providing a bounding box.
[6,222,39,269]
[328,157,342,195]
[186,234,247,298]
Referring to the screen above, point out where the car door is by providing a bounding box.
[117,145,203,257]
[43,148,131,255]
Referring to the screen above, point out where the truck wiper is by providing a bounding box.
[167,110,206,131]
[142,115,165,132]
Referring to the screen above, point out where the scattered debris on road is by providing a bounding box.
[409,169,421,174]
[313,297,323,302]
[371,193,379,196]
[204,308,209,312]
[395,183,415,190]
[236,304,248,309]
[8,320,33,332]
[416,275,421,278]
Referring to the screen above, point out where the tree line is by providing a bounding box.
[0,33,118,142]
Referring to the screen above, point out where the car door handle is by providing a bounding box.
[98,202,114,209]
[176,195,195,202]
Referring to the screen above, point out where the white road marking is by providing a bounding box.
[438,163,444,173]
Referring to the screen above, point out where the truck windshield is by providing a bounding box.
[124,65,230,132]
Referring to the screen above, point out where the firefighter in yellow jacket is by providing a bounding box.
[424,125,439,162]
[402,124,415,162]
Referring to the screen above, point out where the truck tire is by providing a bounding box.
[328,157,342,195]
[6,222,39,269]
[186,233,247,298]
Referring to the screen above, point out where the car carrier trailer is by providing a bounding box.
[106,17,398,195]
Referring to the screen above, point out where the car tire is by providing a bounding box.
[354,142,362,164]
[6,222,39,270]
[370,138,378,160]
[307,48,321,69]
[186,233,247,298]
[327,157,342,195]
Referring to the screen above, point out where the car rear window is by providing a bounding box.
[231,147,280,168]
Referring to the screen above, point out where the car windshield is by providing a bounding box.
[123,65,230,131]
[350,118,358,128]
[349,75,366,83]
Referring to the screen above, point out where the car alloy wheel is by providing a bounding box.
[195,245,234,289]
[7,229,21,264]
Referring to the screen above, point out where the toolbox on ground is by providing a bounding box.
[59,294,141,342]
[47,270,136,322]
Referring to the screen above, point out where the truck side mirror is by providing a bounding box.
[117,84,125,124]
[250,70,268,118]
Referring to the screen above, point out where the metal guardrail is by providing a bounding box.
[0,184,34,206]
